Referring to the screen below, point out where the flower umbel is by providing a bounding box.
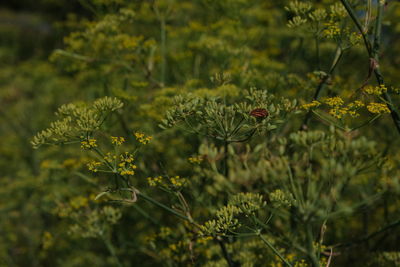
[364,84,387,96]
[134,132,152,144]
[301,100,321,110]
[323,96,344,107]
[111,136,125,145]
[81,138,97,150]
[87,161,102,172]
[367,103,390,114]
[118,152,137,176]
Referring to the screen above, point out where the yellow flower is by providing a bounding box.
[324,96,344,107]
[87,161,102,172]
[104,152,116,163]
[329,107,349,119]
[348,100,364,109]
[301,100,321,110]
[367,102,390,114]
[188,156,203,164]
[364,84,387,95]
[120,152,134,163]
[134,132,152,144]
[111,136,125,145]
[147,176,163,187]
[80,138,97,149]
[323,21,341,38]
[118,152,136,175]
[170,176,186,187]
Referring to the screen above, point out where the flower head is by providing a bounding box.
[81,138,97,150]
[367,103,390,114]
[111,136,125,145]
[134,132,152,144]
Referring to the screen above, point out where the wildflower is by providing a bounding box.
[111,136,125,145]
[367,102,390,114]
[301,100,321,110]
[119,164,137,175]
[364,84,387,95]
[147,176,163,187]
[270,189,295,208]
[87,161,102,172]
[119,167,136,176]
[323,21,341,38]
[104,152,116,163]
[329,107,348,119]
[134,132,152,144]
[188,156,203,164]
[349,32,362,45]
[348,110,359,117]
[118,152,137,175]
[324,96,344,107]
[120,152,134,163]
[80,138,97,149]
[348,100,364,109]
[169,176,186,187]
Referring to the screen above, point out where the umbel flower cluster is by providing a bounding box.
[31,97,154,203]
[201,193,266,236]
[31,97,123,148]
[161,88,298,143]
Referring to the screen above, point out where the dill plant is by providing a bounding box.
[1,0,398,267]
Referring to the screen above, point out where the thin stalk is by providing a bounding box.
[340,0,400,134]
[258,233,293,267]
[160,17,167,86]
[315,33,321,70]
[372,3,400,133]
[217,239,241,267]
[302,46,343,127]
[334,217,400,248]
[306,224,320,267]
[350,114,381,131]
[137,191,200,227]
[132,204,160,226]
[101,235,123,267]
[339,0,371,52]
[224,140,229,177]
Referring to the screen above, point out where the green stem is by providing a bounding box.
[315,33,321,70]
[350,114,381,131]
[340,0,400,134]
[217,239,241,267]
[371,3,400,134]
[302,46,343,127]
[137,191,195,224]
[132,204,160,226]
[306,224,320,267]
[160,17,166,86]
[101,235,123,267]
[311,110,347,131]
[339,0,371,53]
[257,233,293,267]
[224,140,229,177]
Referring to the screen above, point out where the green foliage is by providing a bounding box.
[2,0,400,267]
